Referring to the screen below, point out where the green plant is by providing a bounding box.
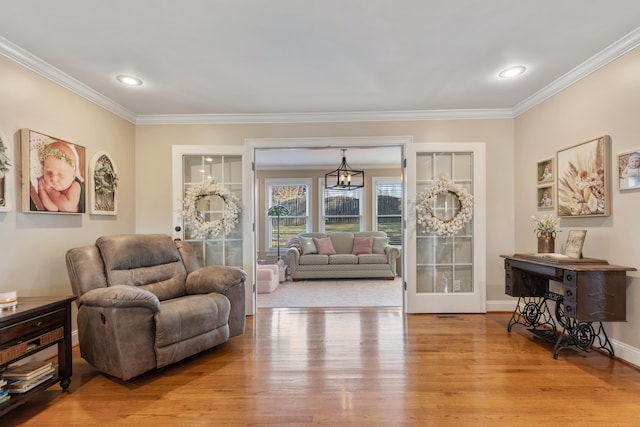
[532,214,561,234]
[0,139,10,176]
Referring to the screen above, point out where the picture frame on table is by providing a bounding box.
[537,157,554,185]
[617,149,640,191]
[564,229,587,259]
[0,129,13,212]
[537,184,554,209]
[556,135,610,217]
[21,129,86,214]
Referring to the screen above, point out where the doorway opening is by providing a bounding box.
[253,143,404,309]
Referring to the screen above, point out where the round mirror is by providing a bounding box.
[433,191,461,222]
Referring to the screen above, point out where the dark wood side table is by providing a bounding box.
[502,255,636,359]
[0,296,76,417]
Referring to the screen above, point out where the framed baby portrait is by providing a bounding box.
[537,185,554,209]
[556,135,610,217]
[89,151,118,215]
[537,157,554,185]
[21,129,86,214]
[618,149,640,191]
[0,128,13,212]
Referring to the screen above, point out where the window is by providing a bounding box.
[373,178,402,246]
[320,180,363,232]
[266,179,311,251]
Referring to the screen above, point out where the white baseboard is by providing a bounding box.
[486,299,517,312]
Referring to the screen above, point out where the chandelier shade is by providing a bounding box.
[324,149,364,190]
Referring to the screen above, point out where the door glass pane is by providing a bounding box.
[415,152,473,294]
[435,153,452,177]
[454,153,472,180]
[182,154,243,268]
[416,153,433,181]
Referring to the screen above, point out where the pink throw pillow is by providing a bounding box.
[352,236,374,255]
[313,237,337,255]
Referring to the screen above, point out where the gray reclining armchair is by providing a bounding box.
[65,234,246,380]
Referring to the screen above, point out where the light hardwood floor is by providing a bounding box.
[5,308,640,426]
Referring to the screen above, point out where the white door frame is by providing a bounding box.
[405,142,486,313]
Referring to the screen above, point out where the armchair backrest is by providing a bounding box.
[66,234,202,303]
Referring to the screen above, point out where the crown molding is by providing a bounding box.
[513,26,640,117]
[135,108,514,125]
[0,35,137,123]
[4,25,640,125]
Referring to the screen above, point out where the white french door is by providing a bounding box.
[171,145,255,315]
[405,143,486,313]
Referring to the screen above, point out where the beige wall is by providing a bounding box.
[135,119,515,303]
[0,56,136,300]
[515,46,640,348]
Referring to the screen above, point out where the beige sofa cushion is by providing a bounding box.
[329,254,358,264]
[299,254,329,265]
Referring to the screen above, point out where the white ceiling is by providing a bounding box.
[1,0,640,125]
[1,1,640,167]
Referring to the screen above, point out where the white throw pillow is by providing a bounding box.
[299,236,318,255]
[373,237,388,254]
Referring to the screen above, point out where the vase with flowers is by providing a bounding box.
[532,214,561,253]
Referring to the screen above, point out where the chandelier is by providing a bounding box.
[324,149,364,190]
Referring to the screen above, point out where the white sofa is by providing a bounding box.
[286,231,400,281]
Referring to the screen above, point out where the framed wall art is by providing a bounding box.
[89,151,118,215]
[537,157,554,185]
[537,185,554,209]
[556,135,610,217]
[0,129,13,212]
[617,149,640,191]
[21,129,86,214]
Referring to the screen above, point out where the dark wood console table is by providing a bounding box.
[502,255,635,359]
[0,296,76,417]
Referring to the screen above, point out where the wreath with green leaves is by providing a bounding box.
[93,159,118,195]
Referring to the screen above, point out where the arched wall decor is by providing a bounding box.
[89,151,118,215]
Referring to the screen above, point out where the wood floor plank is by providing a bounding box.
[4,308,640,426]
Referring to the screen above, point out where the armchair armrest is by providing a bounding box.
[78,285,160,312]
[185,266,246,294]
[186,266,247,338]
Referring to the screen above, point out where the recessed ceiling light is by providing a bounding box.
[498,65,526,78]
[116,75,143,86]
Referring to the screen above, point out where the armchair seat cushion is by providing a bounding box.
[155,293,230,348]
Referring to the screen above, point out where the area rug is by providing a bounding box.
[257,277,402,308]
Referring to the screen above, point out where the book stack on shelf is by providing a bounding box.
[1,360,56,395]
[0,378,9,405]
